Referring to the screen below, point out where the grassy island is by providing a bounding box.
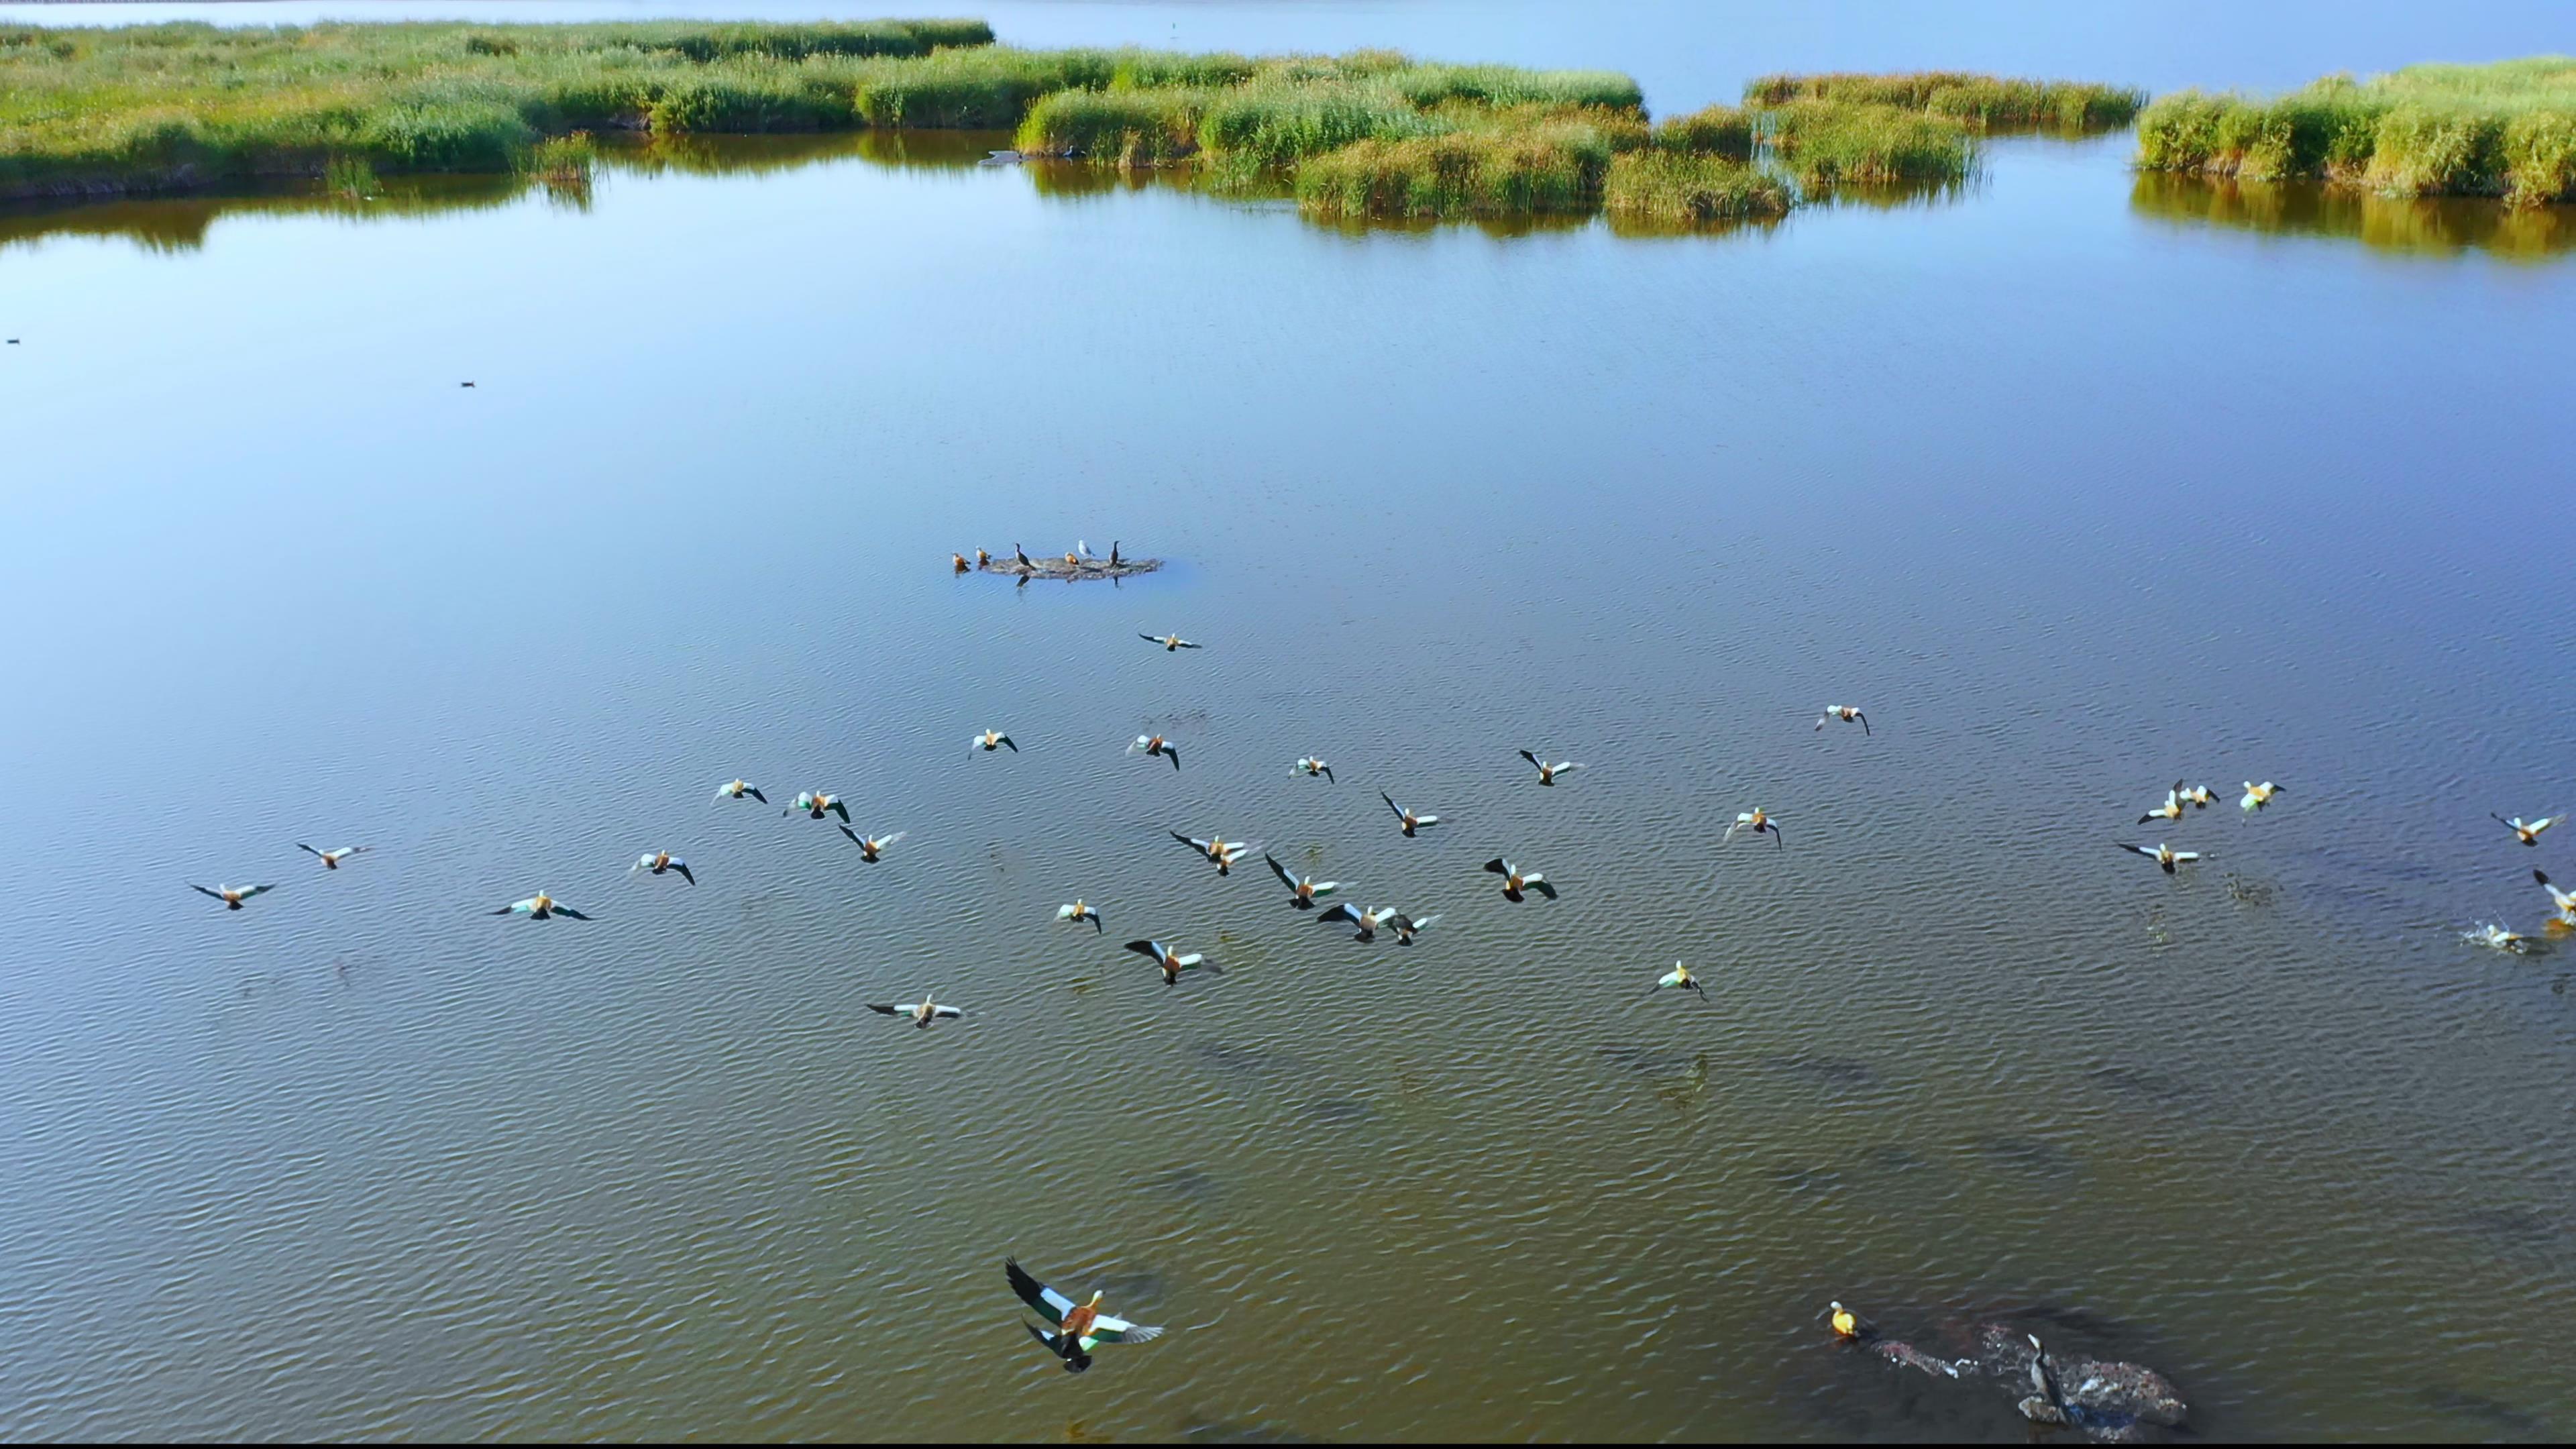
[2135,58,2576,207]
[0,23,2147,227]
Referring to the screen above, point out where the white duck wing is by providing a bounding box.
[1089,1316,1162,1343]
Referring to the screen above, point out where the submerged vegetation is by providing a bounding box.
[2136,58,2576,207]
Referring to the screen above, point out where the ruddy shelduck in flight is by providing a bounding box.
[971,729,1018,753]
[191,882,276,911]
[2116,842,2202,875]
[2137,782,2187,824]
[1317,901,1397,941]
[629,849,696,885]
[1518,750,1585,786]
[1056,900,1104,932]
[1140,633,1201,651]
[2240,781,2284,813]
[1725,808,1784,849]
[1381,792,1440,837]
[1815,706,1869,736]
[1293,757,1334,783]
[492,891,591,920]
[839,827,906,861]
[1483,857,1557,900]
[1007,1258,1164,1374]
[712,779,768,804]
[1130,735,1181,770]
[784,791,851,823]
[294,843,370,869]
[867,994,963,1029]
[1263,854,1338,909]
[1171,831,1256,875]
[1123,938,1220,985]
[2494,813,2561,847]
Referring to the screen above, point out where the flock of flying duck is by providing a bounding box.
[179,564,2570,1378]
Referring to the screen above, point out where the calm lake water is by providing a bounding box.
[4,2,2575,1442]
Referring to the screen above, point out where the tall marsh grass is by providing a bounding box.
[1748,72,2145,129]
[2136,57,2576,206]
[1763,101,1976,187]
[1604,150,1790,223]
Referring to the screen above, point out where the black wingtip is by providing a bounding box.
[1482,858,1507,873]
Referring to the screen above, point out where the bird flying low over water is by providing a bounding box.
[1140,633,1201,651]
[2537,870,2576,922]
[785,790,851,823]
[191,883,276,911]
[1725,808,1784,849]
[1654,961,1709,1002]
[1006,1258,1164,1373]
[2495,814,2562,847]
[1317,901,1397,941]
[1827,1301,1872,1340]
[2116,842,2202,875]
[1815,706,1870,736]
[1390,911,1440,945]
[1293,757,1334,783]
[972,729,1018,753]
[2180,784,2219,809]
[2241,780,2284,813]
[1264,855,1338,909]
[1483,857,1557,900]
[1056,900,1104,932]
[1381,792,1440,837]
[294,843,370,869]
[1519,750,1585,786]
[1124,938,1219,985]
[839,827,906,861]
[867,994,963,1029]
[492,891,590,920]
[629,850,696,885]
[1130,735,1181,770]
[1171,832,1256,875]
[2138,782,2187,824]
[712,778,768,804]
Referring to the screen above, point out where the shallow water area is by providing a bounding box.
[4,1,2576,1443]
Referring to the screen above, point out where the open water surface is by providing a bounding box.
[3,1,2575,1441]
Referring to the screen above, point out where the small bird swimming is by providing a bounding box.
[1124,938,1219,985]
[2494,813,2562,847]
[2536,870,2576,922]
[191,882,276,911]
[1654,961,1709,1002]
[1815,706,1870,736]
[492,891,590,920]
[1519,750,1585,786]
[1056,900,1104,932]
[1140,633,1201,651]
[1389,911,1440,945]
[1293,757,1334,784]
[1381,792,1440,837]
[2137,782,2187,824]
[866,994,963,1029]
[953,552,972,574]
[1171,832,1256,875]
[2116,841,2203,875]
[972,729,1018,753]
[294,843,370,869]
[1264,854,1338,909]
[839,827,906,861]
[460,381,474,388]
[975,548,991,568]
[1725,808,1784,849]
[1827,1300,1872,1340]
[1006,1258,1164,1373]
[1483,857,1557,900]
[629,849,696,885]
[784,790,851,823]
[712,778,769,804]
[1318,901,1399,941]
[1130,734,1181,770]
[2240,780,2285,813]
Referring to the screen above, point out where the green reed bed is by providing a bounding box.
[1652,103,1756,160]
[2135,57,2576,207]
[1761,101,1976,188]
[1603,149,1790,223]
[1748,71,2145,129]
[1293,113,1621,219]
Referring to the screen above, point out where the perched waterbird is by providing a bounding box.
[629,849,696,885]
[1056,900,1104,932]
[1827,1301,1872,1340]
[1124,938,1219,985]
[1483,857,1557,901]
[1293,757,1334,784]
[2462,920,2530,953]
[867,994,963,1029]
[1263,855,1338,909]
[1654,961,1709,1002]
[1725,808,1785,849]
[2116,841,2203,875]
[1518,750,1585,786]
[1130,734,1181,770]
[294,843,370,869]
[1171,831,1256,875]
[1390,911,1440,945]
[784,790,851,823]
[1318,902,1398,941]
[2137,782,2187,824]
[1140,633,1201,651]
[1107,541,1122,568]
[191,882,276,911]
[839,827,906,861]
[2021,1334,2070,1426]
[1014,543,1033,570]
[1381,792,1441,837]
[2240,780,2285,813]
[2493,813,2562,847]
[492,891,590,920]
[1815,706,1870,736]
[1006,1258,1164,1373]
[2537,870,2576,922]
[712,778,769,804]
[972,729,1018,753]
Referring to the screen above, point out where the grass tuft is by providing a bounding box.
[1604,149,1790,223]
[1748,71,2145,129]
[1763,101,1975,187]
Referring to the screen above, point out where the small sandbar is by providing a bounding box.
[976,557,1160,581]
